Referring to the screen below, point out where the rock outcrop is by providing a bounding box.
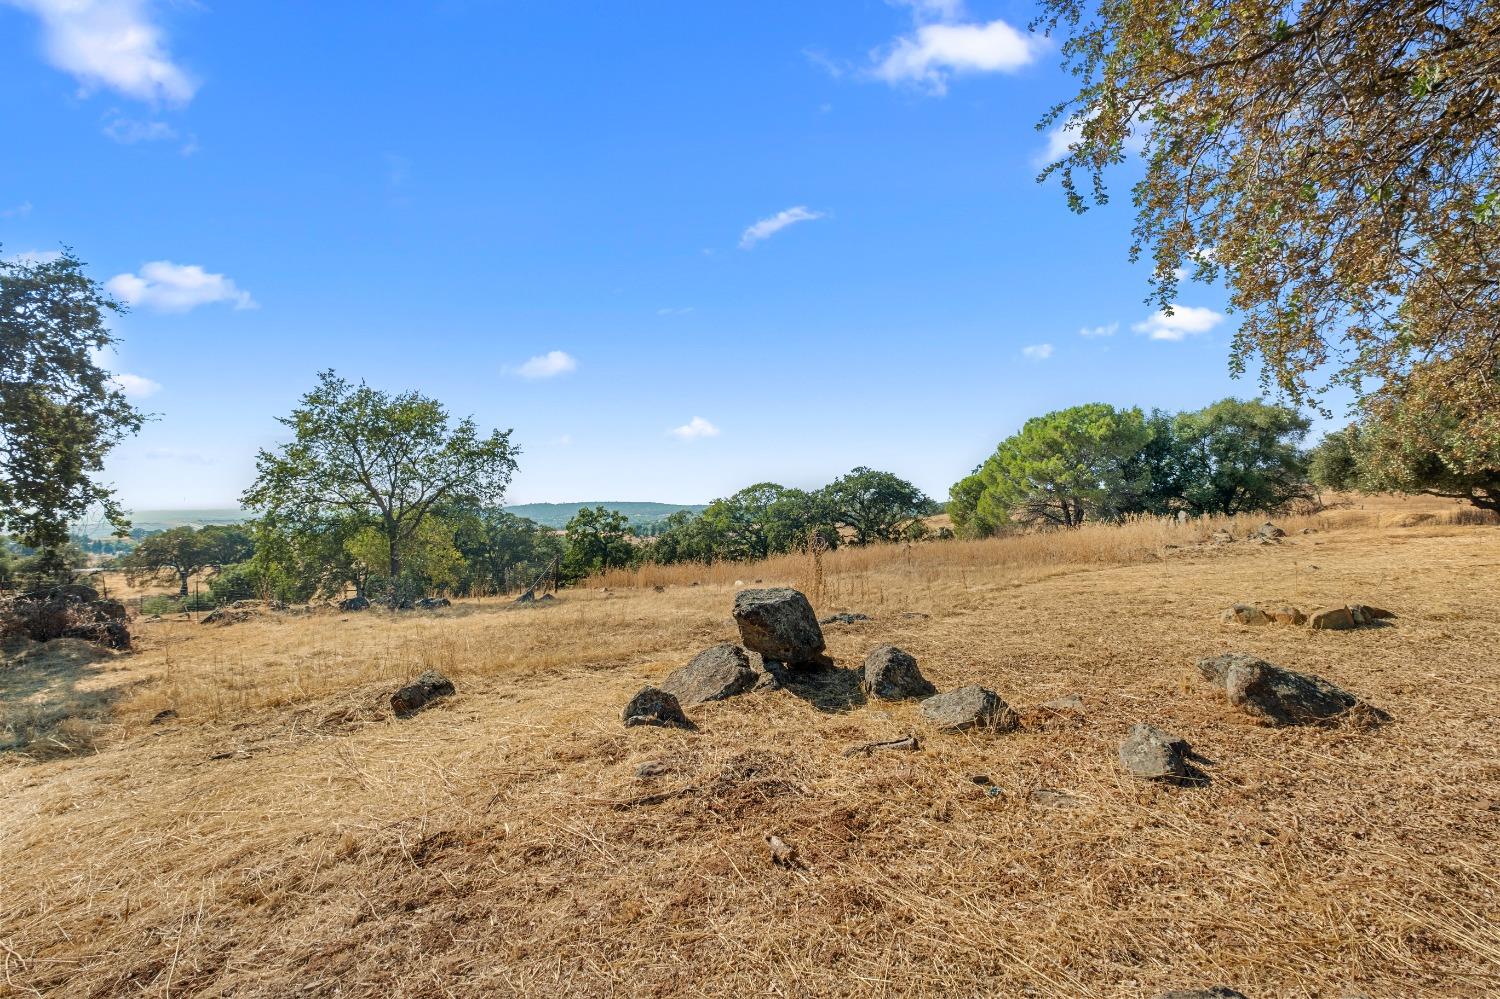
[731,588,832,668]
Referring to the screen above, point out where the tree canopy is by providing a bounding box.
[0,250,142,574]
[1037,0,1499,470]
[241,371,519,603]
[121,524,255,596]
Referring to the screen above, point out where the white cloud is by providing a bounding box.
[670,416,720,441]
[554,434,573,446]
[656,306,694,316]
[109,372,160,397]
[1036,111,1149,167]
[3,249,62,265]
[1079,322,1118,338]
[513,350,578,379]
[106,260,256,312]
[739,206,825,249]
[873,18,1039,94]
[1131,305,1224,341]
[1,201,33,218]
[102,114,174,143]
[143,446,211,465]
[1021,343,1053,361]
[890,0,967,20]
[4,0,197,104]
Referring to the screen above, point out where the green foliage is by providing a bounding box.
[1310,397,1500,512]
[1166,399,1312,516]
[121,524,254,596]
[952,399,1313,535]
[449,508,562,595]
[563,505,635,579]
[346,516,464,598]
[952,404,1152,534]
[0,250,143,575]
[241,371,519,603]
[822,467,931,545]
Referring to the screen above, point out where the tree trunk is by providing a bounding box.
[178,570,190,597]
[386,521,402,605]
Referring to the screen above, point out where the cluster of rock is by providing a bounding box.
[0,584,130,650]
[1220,601,1394,630]
[1118,653,1386,780]
[620,587,1022,734]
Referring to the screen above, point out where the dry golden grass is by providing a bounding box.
[2,497,1499,997]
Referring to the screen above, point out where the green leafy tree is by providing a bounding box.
[242,371,519,604]
[0,250,143,576]
[346,516,464,598]
[1036,0,1498,479]
[1165,399,1312,515]
[951,404,1152,534]
[122,525,252,596]
[563,505,635,578]
[1311,398,1500,512]
[449,509,560,595]
[821,467,931,546]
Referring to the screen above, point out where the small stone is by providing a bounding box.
[1256,522,1286,539]
[1221,604,1271,626]
[1266,604,1307,625]
[920,686,1017,733]
[390,670,456,717]
[819,612,872,625]
[1029,787,1085,809]
[1119,723,1191,779]
[1155,990,1251,999]
[1309,606,1357,630]
[338,595,371,612]
[1347,603,1395,625]
[621,686,691,729]
[634,761,668,779]
[1037,694,1085,713]
[150,708,178,725]
[861,644,937,700]
[660,644,759,706]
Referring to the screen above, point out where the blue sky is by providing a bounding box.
[1,0,1311,510]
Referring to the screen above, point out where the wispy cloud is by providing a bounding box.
[1079,322,1118,338]
[740,206,825,249]
[1132,305,1224,341]
[670,416,720,441]
[513,350,578,379]
[1021,343,1053,361]
[102,114,173,143]
[106,261,256,313]
[4,0,197,104]
[656,306,694,316]
[1,201,33,219]
[143,446,212,465]
[109,372,160,398]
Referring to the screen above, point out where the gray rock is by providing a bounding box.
[338,595,371,612]
[1119,723,1191,779]
[862,644,937,700]
[621,686,691,729]
[1309,606,1357,630]
[819,612,871,625]
[634,760,668,779]
[1197,653,1380,725]
[1156,990,1250,999]
[1266,604,1307,625]
[661,644,759,705]
[414,596,451,609]
[391,670,456,717]
[731,587,832,668]
[1347,603,1395,625]
[1256,522,1286,539]
[920,686,1017,733]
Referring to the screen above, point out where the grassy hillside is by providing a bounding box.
[5,494,1498,996]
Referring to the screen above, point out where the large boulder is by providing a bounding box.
[861,644,937,700]
[661,644,759,705]
[1220,604,1271,626]
[338,595,371,612]
[920,686,1017,733]
[731,588,832,668]
[1197,653,1382,725]
[1119,724,1191,780]
[390,670,456,717]
[622,686,691,729]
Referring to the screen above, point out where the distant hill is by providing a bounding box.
[501,502,706,530]
[76,502,706,538]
